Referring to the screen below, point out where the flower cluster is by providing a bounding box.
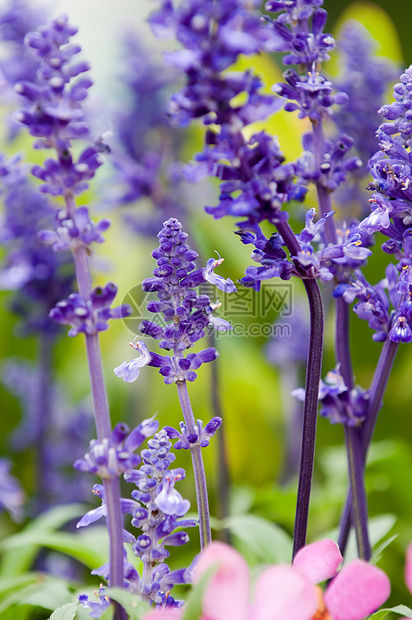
[150,0,307,231]
[0,153,74,334]
[49,283,131,336]
[14,13,103,196]
[0,458,24,521]
[335,263,412,343]
[38,206,110,252]
[115,217,235,384]
[238,208,371,290]
[74,418,159,479]
[332,22,397,213]
[365,66,412,237]
[149,0,279,126]
[294,368,369,427]
[164,417,221,450]
[0,0,47,139]
[267,1,346,123]
[78,427,195,612]
[124,429,195,604]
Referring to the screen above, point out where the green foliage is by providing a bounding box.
[50,603,78,620]
[0,504,88,576]
[222,513,292,565]
[180,565,218,620]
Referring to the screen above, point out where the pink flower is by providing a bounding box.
[141,539,390,620]
[405,542,412,594]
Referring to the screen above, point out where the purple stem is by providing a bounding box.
[65,193,127,620]
[176,379,211,550]
[276,220,324,558]
[338,338,398,554]
[313,118,371,559]
[336,299,371,559]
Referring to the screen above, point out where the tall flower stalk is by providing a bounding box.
[336,65,412,552]
[149,0,351,555]
[115,217,235,549]
[266,0,381,559]
[108,38,232,531]
[13,14,133,618]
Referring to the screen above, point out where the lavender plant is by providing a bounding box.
[11,13,135,618]
[2,0,412,618]
[114,216,235,550]
[148,0,336,558]
[146,0,399,565]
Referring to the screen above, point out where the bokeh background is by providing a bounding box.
[0,0,412,617]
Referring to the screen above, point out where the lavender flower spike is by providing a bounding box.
[115,218,234,550]
[14,15,127,616]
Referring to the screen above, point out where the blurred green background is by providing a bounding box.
[1,1,412,617]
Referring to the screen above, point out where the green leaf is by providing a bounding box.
[372,534,398,564]
[0,576,73,615]
[0,527,109,570]
[181,564,218,620]
[319,515,397,564]
[388,604,412,617]
[0,580,45,614]
[369,514,397,547]
[0,504,87,576]
[49,602,79,620]
[105,588,150,619]
[370,605,412,619]
[368,610,389,620]
[223,514,292,563]
[21,579,72,610]
[0,574,41,598]
[23,504,87,534]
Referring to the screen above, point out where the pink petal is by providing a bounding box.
[293,539,343,584]
[253,565,318,620]
[140,611,182,620]
[324,559,390,620]
[405,543,412,594]
[194,541,250,620]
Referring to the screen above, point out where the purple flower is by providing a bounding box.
[14,14,103,196]
[74,418,159,479]
[124,429,194,606]
[155,469,190,516]
[113,339,152,383]
[114,218,234,383]
[150,0,279,125]
[293,368,369,427]
[0,459,24,520]
[78,587,110,619]
[38,206,110,252]
[267,4,346,123]
[0,153,75,334]
[204,257,237,293]
[50,283,131,336]
[164,417,222,450]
